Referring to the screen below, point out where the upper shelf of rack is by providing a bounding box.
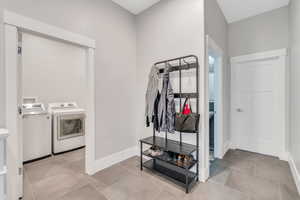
[173,93,198,99]
[158,62,197,74]
[140,136,197,156]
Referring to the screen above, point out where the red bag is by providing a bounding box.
[182,103,191,115]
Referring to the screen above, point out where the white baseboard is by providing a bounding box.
[225,142,288,162]
[222,141,231,158]
[89,146,138,175]
[229,142,237,150]
[89,145,211,186]
[199,167,209,182]
[279,151,289,161]
[288,153,300,195]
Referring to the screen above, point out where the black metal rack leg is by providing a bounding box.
[196,133,199,181]
[196,162,199,182]
[185,168,189,193]
[140,141,143,171]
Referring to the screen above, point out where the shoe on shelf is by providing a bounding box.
[146,146,164,157]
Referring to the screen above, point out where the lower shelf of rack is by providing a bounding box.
[143,151,197,169]
[142,159,198,192]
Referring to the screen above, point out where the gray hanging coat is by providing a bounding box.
[158,72,175,133]
[145,66,159,126]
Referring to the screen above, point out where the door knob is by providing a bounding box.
[236,108,243,112]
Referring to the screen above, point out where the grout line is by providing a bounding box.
[278,182,283,200]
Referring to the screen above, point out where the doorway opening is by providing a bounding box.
[4,11,96,200]
[230,49,287,159]
[208,54,217,161]
[206,35,224,166]
[20,31,88,199]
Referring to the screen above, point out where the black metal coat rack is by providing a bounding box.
[140,55,200,193]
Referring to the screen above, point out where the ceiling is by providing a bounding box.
[111,0,290,22]
[111,0,161,15]
[216,0,290,23]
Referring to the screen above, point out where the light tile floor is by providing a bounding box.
[23,149,300,200]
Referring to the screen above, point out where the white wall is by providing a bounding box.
[22,33,87,108]
[205,0,230,145]
[205,0,228,55]
[136,0,204,139]
[0,0,207,182]
[228,6,289,57]
[0,0,137,160]
[289,0,300,189]
[136,0,206,177]
[0,7,5,128]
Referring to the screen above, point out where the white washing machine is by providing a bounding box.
[22,103,52,163]
[48,102,86,154]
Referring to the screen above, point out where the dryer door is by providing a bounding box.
[57,113,85,140]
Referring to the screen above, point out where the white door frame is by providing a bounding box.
[206,35,224,160]
[230,48,288,160]
[4,10,96,199]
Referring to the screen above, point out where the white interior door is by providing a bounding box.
[231,51,286,158]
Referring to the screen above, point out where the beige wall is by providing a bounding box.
[289,0,300,179]
[228,6,289,57]
[205,0,231,144]
[0,0,137,160]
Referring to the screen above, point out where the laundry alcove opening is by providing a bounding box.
[4,12,96,199]
[20,31,88,195]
